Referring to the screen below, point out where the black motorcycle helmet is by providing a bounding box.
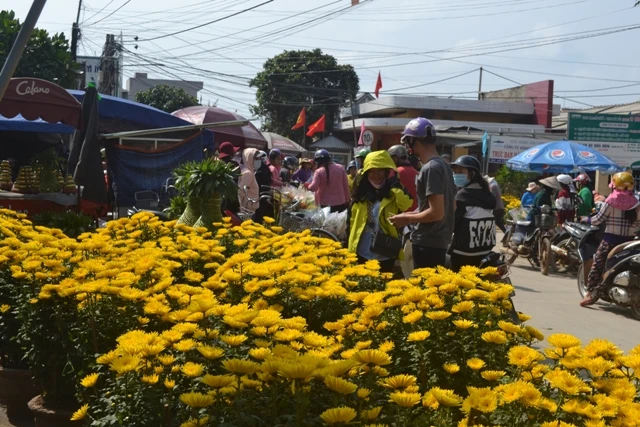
[451,155,481,172]
[314,149,331,163]
[283,156,299,171]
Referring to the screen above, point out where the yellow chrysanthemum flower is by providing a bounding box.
[467,358,486,371]
[222,358,260,375]
[360,406,382,420]
[80,373,99,388]
[352,350,392,366]
[443,363,460,374]
[451,301,475,313]
[180,417,210,427]
[179,392,214,408]
[402,310,423,324]
[220,334,248,346]
[508,346,544,368]
[357,388,371,399]
[481,331,508,345]
[389,391,422,408]
[324,375,358,394]
[70,404,89,421]
[142,374,159,385]
[201,374,236,388]
[481,370,506,381]
[426,310,451,321]
[452,319,475,330]
[547,333,581,350]
[380,374,417,390]
[407,331,431,342]
[164,379,175,389]
[429,387,462,407]
[181,362,204,378]
[319,407,357,424]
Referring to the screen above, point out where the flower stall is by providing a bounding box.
[0,209,639,426]
[0,78,82,215]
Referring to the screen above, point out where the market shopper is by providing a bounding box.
[450,155,497,271]
[238,148,260,212]
[348,150,413,273]
[520,182,539,208]
[486,176,506,233]
[527,177,555,222]
[280,156,299,184]
[292,158,313,184]
[218,142,241,214]
[574,173,594,218]
[304,149,351,212]
[268,149,284,188]
[556,174,576,225]
[388,144,418,211]
[354,148,371,170]
[253,151,272,222]
[388,117,455,269]
[346,160,358,192]
[581,172,640,307]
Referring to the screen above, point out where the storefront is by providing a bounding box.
[0,78,82,215]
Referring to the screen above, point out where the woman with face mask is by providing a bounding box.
[238,148,261,212]
[449,155,497,271]
[348,151,413,273]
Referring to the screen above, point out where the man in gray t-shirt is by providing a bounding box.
[389,117,456,269]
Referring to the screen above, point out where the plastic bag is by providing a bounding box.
[322,210,348,240]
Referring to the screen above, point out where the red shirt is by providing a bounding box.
[397,165,418,211]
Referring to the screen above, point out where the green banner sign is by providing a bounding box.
[568,112,640,143]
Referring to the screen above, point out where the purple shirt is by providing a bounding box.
[292,168,313,183]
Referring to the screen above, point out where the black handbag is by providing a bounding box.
[370,231,402,259]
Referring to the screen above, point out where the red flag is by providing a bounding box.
[306,114,326,137]
[351,0,359,4]
[357,120,366,146]
[291,107,306,130]
[374,72,383,98]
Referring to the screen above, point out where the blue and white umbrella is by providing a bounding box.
[506,140,623,174]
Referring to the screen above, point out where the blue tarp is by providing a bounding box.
[106,133,206,207]
[68,90,213,150]
[0,114,75,133]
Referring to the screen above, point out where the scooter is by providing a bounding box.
[545,221,589,275]
[502,205,555,269]
[577,225,640,320]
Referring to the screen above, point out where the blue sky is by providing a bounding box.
[10,0,640,118]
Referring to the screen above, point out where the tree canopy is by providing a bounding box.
[134,85,200,113]
[0,10,77,88]
[249,49,359,140]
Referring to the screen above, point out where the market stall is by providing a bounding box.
[0,78,82,215]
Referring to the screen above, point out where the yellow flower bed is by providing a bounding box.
[0,210,638,427]
[504,195,521,212]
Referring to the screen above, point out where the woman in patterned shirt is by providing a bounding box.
[581,172,640,307]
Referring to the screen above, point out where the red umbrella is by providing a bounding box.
[173,106,266,150]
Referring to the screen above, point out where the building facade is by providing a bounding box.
[126,72,204,101]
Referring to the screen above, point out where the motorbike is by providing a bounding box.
[502,205,555,271]
[479,251,520,323]
[577,225,640,320]
[544,221,589,275]
[126,190,170,221]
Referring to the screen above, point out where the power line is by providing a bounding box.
[83,0,132,27]
[136,0,274,42]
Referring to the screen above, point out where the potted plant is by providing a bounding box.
[177,159,239,230]
[0,212,40,418]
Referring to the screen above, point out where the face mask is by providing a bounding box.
[253,159,263,170]
[368,177,385,189]
[453,173,469,188]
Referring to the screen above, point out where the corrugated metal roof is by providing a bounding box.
[309,135,353,151]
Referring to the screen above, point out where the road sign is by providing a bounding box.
[568,112,640,144]
[362,130,374,146]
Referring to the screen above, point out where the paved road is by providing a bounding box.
[508,257,640,352]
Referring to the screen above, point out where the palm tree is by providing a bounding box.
[175,159,239,229]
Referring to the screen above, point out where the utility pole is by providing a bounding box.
[347,82,358,144]
[0,0,48,101]
[477,67,483,100]
[99,34,120,96]
[71,0,82,61]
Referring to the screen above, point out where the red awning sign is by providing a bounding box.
[0,78,83,129]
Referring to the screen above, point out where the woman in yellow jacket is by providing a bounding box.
[348,151,413,273]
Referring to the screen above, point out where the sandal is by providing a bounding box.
[580,293,598,307]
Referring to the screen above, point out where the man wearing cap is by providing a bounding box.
[521,182,539,208]
[389,118,456,269]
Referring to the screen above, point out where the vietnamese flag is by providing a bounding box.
[374,71,383,98]
[291,107,306,130]
[306,114,326,137]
